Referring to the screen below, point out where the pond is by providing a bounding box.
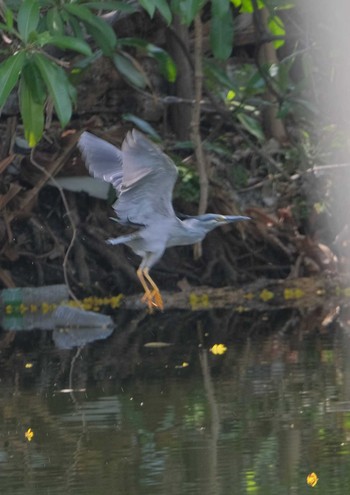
[0,308,349,494]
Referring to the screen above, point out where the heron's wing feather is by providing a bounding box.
[78,132,123,192]
[115,130,178,225]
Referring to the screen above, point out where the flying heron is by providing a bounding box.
[78,130,250,312]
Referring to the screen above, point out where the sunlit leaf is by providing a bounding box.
[231,0,264,12]
[33,53,72,127]
[226,89,236,100]
[268,15,285,49]
[0,51,26,107]
[17,0,40,42]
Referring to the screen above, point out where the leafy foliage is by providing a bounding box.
[0,0,176,146]
[0,0,301,148]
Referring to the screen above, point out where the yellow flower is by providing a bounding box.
[306,472,318,487]
[25,363,33,369]
[210,344,227,355]
[25,428,34,442]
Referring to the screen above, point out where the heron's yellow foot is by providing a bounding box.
[137,267,164,312]
[149,288,164,311]
[141,291,163,312]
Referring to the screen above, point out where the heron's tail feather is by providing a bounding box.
[106,235,134,246]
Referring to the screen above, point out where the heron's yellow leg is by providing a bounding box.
[143,267,164,311]
[136,268,157,313]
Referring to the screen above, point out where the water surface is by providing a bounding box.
[0,310,349,494]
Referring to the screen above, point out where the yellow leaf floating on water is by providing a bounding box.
[25,428,34,442]
[210,344,227,355]
[259,288,274,302]
[175,362,189,369]
[306,472,318,487]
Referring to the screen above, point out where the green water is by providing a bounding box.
[0,312,349,494]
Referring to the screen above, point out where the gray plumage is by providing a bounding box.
[78,130,250,311]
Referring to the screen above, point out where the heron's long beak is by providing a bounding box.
[222,215,251,223]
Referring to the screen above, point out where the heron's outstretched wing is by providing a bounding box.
[79,130,178,226]
[78,132,123,192]
[115,130,178,225]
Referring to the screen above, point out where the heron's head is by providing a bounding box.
[196,213,250,229]
[185,214,250,236]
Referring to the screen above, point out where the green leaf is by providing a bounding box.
[46,8,64,35]
[123,114,161,140]
[64,3,116,53]
[119,38,177,82]
[268,15,285,49]
[146,45,176,82]
[67,15,85,39]
[203,59,236,90]
[210,8,234,60]
[230,0,264,12]
[172,0,205,25]
[237,113,265,142]
[19,72,44,147]
[154,0,172,24]
[22,61,46,104]
[72,50,103,71]
[212,0,231,17]
[0,51,26,107]
[47,36,92,56]
[84,2,137,12]
[17,0,40,43]
[113,53,147,88]
[5,8,14,30]
[36,31,52,47]
[138,0,156,18]
[33,53,72,127]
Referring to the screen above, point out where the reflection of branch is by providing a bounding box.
[65,345,86,491]
[199,346,220,494]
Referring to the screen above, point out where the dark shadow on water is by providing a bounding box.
[0,307,349,494]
